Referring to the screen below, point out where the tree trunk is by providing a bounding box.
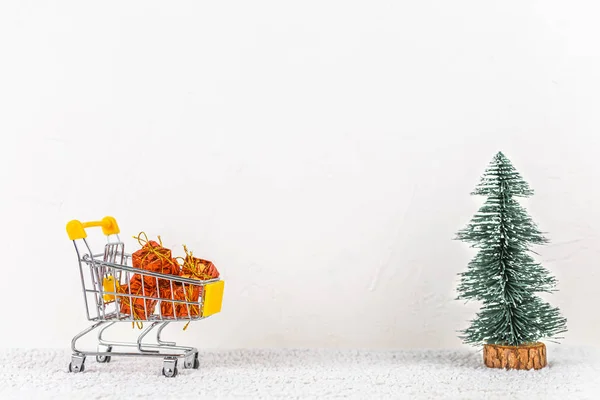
[483,342,547,370]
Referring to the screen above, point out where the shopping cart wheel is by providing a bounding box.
[96,346,112,363]
[68,362,86,373]
[183,352,199,369]
[162,358,178,378]
[96,354,111,363]
[68,355,86,373]
[162,367,178,378]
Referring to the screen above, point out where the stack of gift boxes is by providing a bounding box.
[116,234,219,322]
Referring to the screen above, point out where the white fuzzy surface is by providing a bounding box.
[0,346,598,399]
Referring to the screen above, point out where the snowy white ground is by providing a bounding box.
[0,346,598,399]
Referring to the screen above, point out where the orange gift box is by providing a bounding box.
[132,233,181,289]
[117,274,157,320]
[181,245,219,280]
[159,283,202,318]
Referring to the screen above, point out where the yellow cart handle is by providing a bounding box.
[66,216,120,240]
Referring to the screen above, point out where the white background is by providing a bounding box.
[1,1,598,350]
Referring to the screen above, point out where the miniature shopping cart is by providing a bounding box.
[66,216,224,377]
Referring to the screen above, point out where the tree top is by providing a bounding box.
[471,151,534,197]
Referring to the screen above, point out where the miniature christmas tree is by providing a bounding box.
[455,151,566,370]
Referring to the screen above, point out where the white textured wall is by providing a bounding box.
[1,1,599,350]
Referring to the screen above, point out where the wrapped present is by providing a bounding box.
[132,232,181,289]
[158,285,175,317]
[181,274,204,299]
[117,274,158,324]
[131,238,163,269]
[159,283,202,319]
[181,245,219,280]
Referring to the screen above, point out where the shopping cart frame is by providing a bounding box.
[66,217,224,377]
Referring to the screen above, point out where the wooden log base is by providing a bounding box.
[483,342,547,370]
